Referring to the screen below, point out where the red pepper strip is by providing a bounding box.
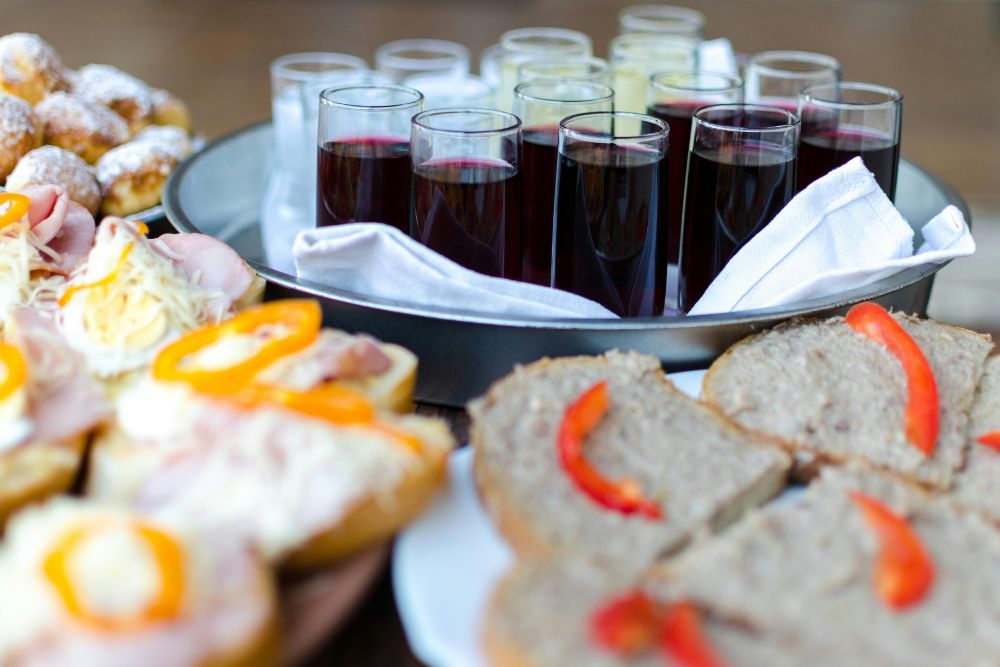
[557,382,662,519]
[845,302,940,456]
[850,491,935,610]
[590,590,662,656]
[976,432,1000,452]
[661,601,728,667]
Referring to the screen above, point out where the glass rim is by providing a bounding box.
[746,50,840,80]
[375,39,470,70]
[559,111,669,143]
[270,52,368,81]
[618,4,706,30]
[320,84,424,110]
[650,69,744,94]
[692,103,801,133]
[518,56,609,76]
[513,80,615,105]
[610,32,700,59]
[412,107,522,135]
[800,81,903,110]
[500,27,592,55]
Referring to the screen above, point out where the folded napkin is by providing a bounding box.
[689,157,975,315]
[699,38,738,76]
[293,223,618,319]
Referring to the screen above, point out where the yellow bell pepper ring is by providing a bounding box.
[0,193,30,230]
[0,343,27,402]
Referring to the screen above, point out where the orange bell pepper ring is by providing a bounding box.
[0,342,27,402]
[43,519,186,631]
[661,601,728,667]
[976,431,1000,452]
[58,242,134,307]
[845,302,940,456]
[0,192,30,230]
[850,491,935,610]
[557,382,662,520]
[152,299,322,394]
[591,590,662,656]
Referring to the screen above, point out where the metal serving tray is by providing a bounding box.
[163,121,970,407]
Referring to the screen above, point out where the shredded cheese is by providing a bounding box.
[0,222,64,323]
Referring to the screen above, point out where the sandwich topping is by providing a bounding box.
[850,491,935,610]
[975,431,1000,452]
[845,302,940,456]
[661,602,727,667]
[0,340,31,450]
[557,381,662,519]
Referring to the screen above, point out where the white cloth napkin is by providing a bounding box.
[689,157,975,315]
[293,223,618,319]
[699,38,738,76]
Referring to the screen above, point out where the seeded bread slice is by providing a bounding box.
[656,467,1000,665]
[945,355,1000,524]
[703,314,993,490]
[469,351,791,573]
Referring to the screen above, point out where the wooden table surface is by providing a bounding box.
[7,1,998,664]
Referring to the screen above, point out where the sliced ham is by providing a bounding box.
[14,184,96,272]
[257,330,392,390]
[154,233,253,313]
[8,308,109,443]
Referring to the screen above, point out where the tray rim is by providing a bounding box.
[163,120,970,330]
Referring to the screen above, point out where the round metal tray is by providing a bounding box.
[164,121,970,406]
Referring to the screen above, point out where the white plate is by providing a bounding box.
[392,369,708,667]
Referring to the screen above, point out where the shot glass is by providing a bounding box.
[678,104,800,313]
[403,72,493,111]
[552,111,670,317]
[375,39,470,82]
[317,85,424,233]
[797,81,902,199]
[496,28,592,110]
[646,69,743,264]
[517,57,611,86]
[618,4,706,39]
[512,81,615,285]
[410,108,522,279]
[609,33,699,112]
[745,50,840,110]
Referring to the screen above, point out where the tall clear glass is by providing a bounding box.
[410,109,522,279]
[496,28,592,111]
[375,39,470,82]
[517,57,611,86]
[797,81,902,199]
[678,104,800,313]
[403,73,492,111]
[618,4,706,39]
[512,81,615,285]
[316,85,423,233]
[646,69,743,265]
[745,51,840,110]
[553,112,670,317]
[609,33,699,112]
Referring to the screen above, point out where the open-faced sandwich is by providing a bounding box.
[0,307,106,528]
[469,350,791,573]
[56,216,263,387]
[87,299,452,569]
[0,498,277,666]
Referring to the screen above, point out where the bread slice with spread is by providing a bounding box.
[469,350,791,573]
[703,306,993,490]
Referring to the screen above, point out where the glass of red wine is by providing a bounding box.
[678,104,800,313]
[316,84,424,233]
[410,108,523,279]
[646,70,743,268]
[797,81,903,199]
[513,81,615,286]
[745,51,840,111]
[552,111,670,317]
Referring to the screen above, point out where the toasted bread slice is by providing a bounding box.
[703,314,993,490]
[332,342,417,414]
[946,355,1000,524]
[0,435,85,530]
[657,466,1000,664]
[469,351,790,572]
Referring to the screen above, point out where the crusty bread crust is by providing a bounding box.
[0,435,85,531]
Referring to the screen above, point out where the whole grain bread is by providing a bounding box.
[469,351,790,573]
[655,466,1000,665]
[703,313,993,490]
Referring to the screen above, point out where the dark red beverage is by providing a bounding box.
[520,126,560,285]
[316,137,411,232]
[411,158,521,278]
[647,102,700,264]
[678,145,796,312]
[798,128,899,199]
[552,142,668,317]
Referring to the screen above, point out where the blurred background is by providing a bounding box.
[5,0,999,662]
